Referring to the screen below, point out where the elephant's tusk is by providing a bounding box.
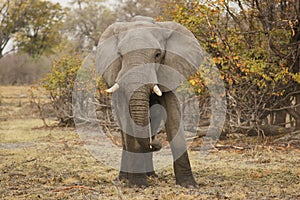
[105,83,120,93]
[153,85,162,96]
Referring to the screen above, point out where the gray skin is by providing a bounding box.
[96,16,203,188]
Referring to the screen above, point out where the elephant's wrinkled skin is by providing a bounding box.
[96,16,203,188]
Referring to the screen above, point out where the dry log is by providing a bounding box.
[248,125,294,136]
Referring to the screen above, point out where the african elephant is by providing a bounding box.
[96,16,203,187]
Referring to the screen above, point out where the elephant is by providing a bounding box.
[96,16,203,188]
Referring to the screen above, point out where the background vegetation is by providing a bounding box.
[1,0,300,135]
[159,0,300,136]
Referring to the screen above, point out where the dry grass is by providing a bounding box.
[0,85,32,105]
[0,85,36,120]
[0,85,32,96]
[1,86,300,199]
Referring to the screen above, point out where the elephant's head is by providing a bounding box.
[96,16,203,149]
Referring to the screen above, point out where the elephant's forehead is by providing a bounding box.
[116,21,158,30]
[118,28,163,52]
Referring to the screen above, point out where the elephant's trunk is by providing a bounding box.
[128,85,162,152]
[118,49,163,151]
[129,85,150,127]
[125,50,159,126]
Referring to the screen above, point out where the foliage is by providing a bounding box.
[41,54,82,126]
[160,0,300,133]
[4,0,298,133]
[13,0,65,57]
[31,51,109,127]
[63,0,117,51]
[116,0,163,21]
[0,0,28,57]
[0,0,65,57]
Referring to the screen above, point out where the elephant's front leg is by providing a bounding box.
[114,88,151,187]
[119,134,154,187]
[116,87,162,187]
[161,92,198,188]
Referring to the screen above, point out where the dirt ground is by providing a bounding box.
[1,86,300,199]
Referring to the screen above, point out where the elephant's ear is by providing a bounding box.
[157,22,204,91]
[96,23,123,87]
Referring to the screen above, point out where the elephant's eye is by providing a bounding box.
[155,51,162,61]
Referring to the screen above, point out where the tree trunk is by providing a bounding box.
[274,110,286,127]
[291,1,300,129]
[295,94,300,129]
[248,125,293,136]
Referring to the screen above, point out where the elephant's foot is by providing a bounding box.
[118,171,128,181]
[128,173,148,187]
[176,175,199,188]
[146,171,158,178]
[118,171,148,187]
[119,171,156,179]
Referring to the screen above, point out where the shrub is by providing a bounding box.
[41,54,82,126]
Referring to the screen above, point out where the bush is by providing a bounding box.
[40,54,83,126]
[161,1,300,135]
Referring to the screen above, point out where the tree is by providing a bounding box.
[0,0,27,58]
[160,0,300,134]
[13,0,65,57]
[116,0,164,21]
[0,53,51,85]
[0,0,65,58]
[63,0,117,51]
[218,0,300,131]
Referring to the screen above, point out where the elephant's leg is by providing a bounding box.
[144,153,158,177]
[116,87,163,186]
[119,133,149,187]
[119,152,157,180]
[118,131,129,180]
[114,91,149,186]
[161,92,198,188]
[143,94,165,178]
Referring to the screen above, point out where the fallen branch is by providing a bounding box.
[22,158,37,164]
[248,125,294,137]
[214,144,249,150]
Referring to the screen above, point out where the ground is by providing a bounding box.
[0,86,300,199]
